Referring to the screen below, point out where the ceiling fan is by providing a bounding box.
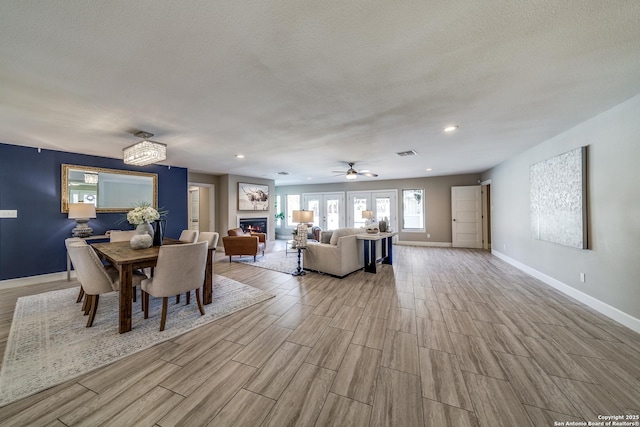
[332,162,379,180]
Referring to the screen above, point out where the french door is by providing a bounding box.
[347,190,397,231]
[302,192,345,230]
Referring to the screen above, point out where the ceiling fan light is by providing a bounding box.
[346,170,358,180]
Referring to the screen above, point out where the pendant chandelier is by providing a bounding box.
[123,131,167,166]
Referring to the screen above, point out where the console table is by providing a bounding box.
[356,232,398,274]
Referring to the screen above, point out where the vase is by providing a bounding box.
[153,219,166,246]
[136,222,154,240]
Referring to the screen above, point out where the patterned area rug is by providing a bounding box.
[231,249,300,274]
[0,275,273,407]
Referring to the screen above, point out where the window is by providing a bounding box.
[402,189,424,230]
[286,194,300,227]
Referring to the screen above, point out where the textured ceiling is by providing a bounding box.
[1,1,640,184]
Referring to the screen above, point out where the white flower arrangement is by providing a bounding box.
[127,204,160,225]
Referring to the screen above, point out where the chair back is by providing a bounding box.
[109,230,138,242]
[150,241,208,297]
[227,228,246,236]
[67,243,116,294]
[65,237,85,248]
[197,232,219,249]
[179,229,199,243]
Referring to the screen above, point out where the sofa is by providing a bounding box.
[222,228,266,262]
[304,227,367,277]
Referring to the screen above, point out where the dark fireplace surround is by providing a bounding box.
[239,217,267,235]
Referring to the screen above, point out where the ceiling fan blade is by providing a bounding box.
[358,172,378,177]
[331,170,347,174]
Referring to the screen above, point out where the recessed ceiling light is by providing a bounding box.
[426,168,433,171]
[444,125,458,133]
[307,177,312,180]
[235,154,245,159]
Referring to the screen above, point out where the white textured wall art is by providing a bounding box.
[530,147,587,249]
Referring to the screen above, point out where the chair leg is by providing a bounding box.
[176,294,180,304]
[86,294,99,327]
[143,291,150,319]
[229,256,232,262]
[132,286,137,302]
[76,286,85,303]
[195,288,205,316]
[160,297,168,331]
[83,295,91,315]
[254,255,257,261]
[186,291,190,305]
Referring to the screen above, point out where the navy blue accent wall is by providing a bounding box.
[0,143,188,280]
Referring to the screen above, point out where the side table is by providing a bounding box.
[291,246,307,276]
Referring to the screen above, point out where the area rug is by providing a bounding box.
[0,275,274,407]
[232,249,300,274]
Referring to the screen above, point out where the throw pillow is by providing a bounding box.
[320,231,333,244]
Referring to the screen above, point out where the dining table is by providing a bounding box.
[91,238,215,333]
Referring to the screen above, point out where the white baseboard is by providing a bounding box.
[492,250,640,334]
[395,240,452,248]
[0,271,74,290]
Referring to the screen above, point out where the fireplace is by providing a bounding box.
[239,217,267,235]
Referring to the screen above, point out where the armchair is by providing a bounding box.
[222,228,266,262]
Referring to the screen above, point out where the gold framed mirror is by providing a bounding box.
[61,164,158,213]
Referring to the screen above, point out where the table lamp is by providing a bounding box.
[362,210,373,226]
[292,210,314,247]
[68,203,96,237]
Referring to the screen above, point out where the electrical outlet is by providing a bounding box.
[580,273,585,283]
[427,233,431,238]
[0,210,18,218]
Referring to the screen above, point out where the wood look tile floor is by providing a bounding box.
[1,243,640,426]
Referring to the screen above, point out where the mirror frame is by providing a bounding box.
[61,164,158,213]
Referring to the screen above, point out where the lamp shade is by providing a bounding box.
[361,210,373,219]
[292,210,314,223]
[68,203,96,219]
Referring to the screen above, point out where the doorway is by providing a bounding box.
[302,192,345,230]
[187,184,215,233]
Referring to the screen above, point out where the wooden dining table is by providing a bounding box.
[91,238,215,334]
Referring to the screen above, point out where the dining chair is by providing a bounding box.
[109,230,137,242]
[65,237,87,303]
[67,242,147,327]
[178,229,199,243]
[176,231,219,305]
[141,241,208,331]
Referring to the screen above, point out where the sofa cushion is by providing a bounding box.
[320,231,333,244]
[329,227,363,245]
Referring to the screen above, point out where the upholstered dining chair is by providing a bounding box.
[179,229,199,243]
[65,237,86,303]
[67,242,147,327]
[141,241,208,331]
[175,231,219,305]
[109,230,137,242]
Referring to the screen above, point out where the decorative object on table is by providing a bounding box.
[153,218,166,246]
[292,209,314,248]
[130,233,153,249]
[123,131,167,166]
[530,146,588,249]
[379,216,388,232]
[126,202,166,241]
[362,210,373,226]
[366,225,380,234]
[238,182,269,211]
[68,202,97,237]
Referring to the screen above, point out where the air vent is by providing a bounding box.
[396,150,418,157]
[277,171,290,175]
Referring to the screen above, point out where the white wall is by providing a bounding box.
[483,93,640,326]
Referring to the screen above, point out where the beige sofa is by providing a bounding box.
[304,227,366,278]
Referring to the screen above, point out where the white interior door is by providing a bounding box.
[451,185,482,248]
